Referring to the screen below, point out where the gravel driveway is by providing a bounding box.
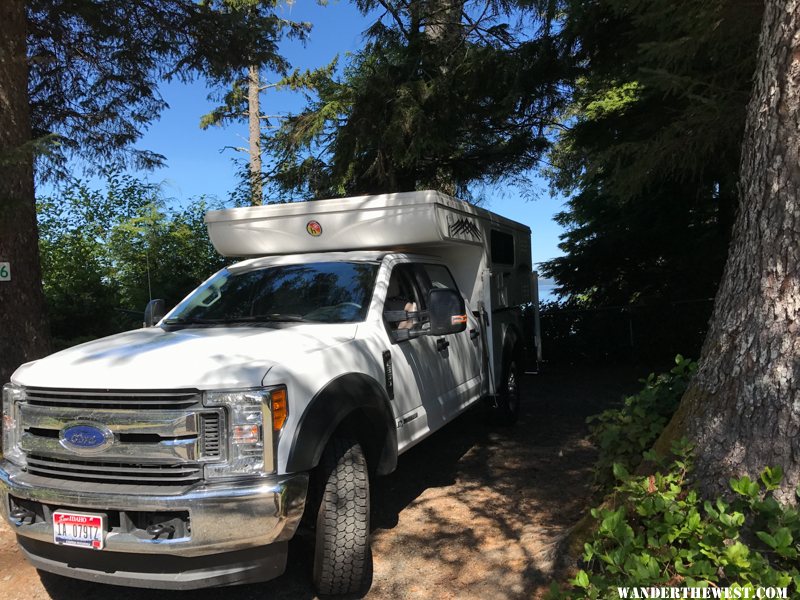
[0,366,643,600]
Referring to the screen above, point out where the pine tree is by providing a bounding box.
[267,0,566,199]
[656,0,800,505]
[199,0,308,206]
[543,0,762,309]
[0,0,49,383]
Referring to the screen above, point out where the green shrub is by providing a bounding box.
[548,441,800,599]
[588,356,697,490]
[38,171,227,347]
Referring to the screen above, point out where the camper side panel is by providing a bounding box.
[487,225,533,389]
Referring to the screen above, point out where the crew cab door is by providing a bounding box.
[380,262,450,442]
[416,263,483,416]
[379,261,482,448]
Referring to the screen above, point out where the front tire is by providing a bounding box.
[312,437,371,596]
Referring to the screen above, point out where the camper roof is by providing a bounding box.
[205,190,529,257]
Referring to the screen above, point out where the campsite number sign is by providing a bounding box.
[0,263,9,281]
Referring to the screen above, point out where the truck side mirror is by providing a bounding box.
[143,299,166,327]
[428,288,467,336]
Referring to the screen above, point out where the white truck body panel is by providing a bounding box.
[12,324,356,391]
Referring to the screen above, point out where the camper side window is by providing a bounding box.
[490,230,515,265]
[383,264,423,336]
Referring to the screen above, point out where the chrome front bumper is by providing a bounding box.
[0,461,308,588]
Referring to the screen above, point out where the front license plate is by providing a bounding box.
[53,511,106,550]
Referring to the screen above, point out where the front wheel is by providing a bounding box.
[312,436,372,596]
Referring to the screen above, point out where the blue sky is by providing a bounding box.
[62,1,566,294]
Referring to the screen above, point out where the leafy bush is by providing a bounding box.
[588,356,697,490]
[538,300,712,365]
[548,442,800,599]
[38,170,227,348]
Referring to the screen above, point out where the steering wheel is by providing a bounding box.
[333,302,361,310]
[304,302,362,321]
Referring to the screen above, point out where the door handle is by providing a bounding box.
[436,338,450,352]
[469,328,480,340]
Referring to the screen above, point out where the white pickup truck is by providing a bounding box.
[1,191,540,595]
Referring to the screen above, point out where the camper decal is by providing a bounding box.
[448,217,481,240]
[306,220,323,237]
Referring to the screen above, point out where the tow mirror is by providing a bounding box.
[143,299,166,327]
[428,288,467,336]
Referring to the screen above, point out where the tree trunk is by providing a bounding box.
[0,0,51,384]
[422,0,464,194]
[248,64,263,206]
[423,0,462,42]
[656,0,800,504]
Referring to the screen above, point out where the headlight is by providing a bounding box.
[203,386,287,479]
[2,383,26,467]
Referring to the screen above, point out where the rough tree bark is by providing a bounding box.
[656,0,800,505]
[423,0,462,42]
[248,64,263,206]
[0,0,51,384]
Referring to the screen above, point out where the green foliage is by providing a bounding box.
[547,444,800,599]
[199,0,308,129]
[37,169,226,348]
[542,0,763,310]
[588,356,697,490]
[106,199,227,315]
[26,0,291,176]
[196,1,310,206]
[266,1,567,199]
[539,298,712,363]
[192,0,308,82]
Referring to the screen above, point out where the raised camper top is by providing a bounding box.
[205,190,530,257]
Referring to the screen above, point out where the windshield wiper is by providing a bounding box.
[162,314,306,327]
[162,317,225,325]
[219,314,306,323]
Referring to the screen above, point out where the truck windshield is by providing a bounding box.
[164,261,379,326]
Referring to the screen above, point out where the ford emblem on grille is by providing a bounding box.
[60,423,114,454]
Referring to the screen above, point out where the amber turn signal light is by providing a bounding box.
[272,388,288,431]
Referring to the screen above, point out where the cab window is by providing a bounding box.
[383,264,423,334]
[382,263,461,341]
[420,264,459,292]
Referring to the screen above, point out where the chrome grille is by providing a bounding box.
[26,454,203,485]
[24,388,200,410]
[17,388,226,489]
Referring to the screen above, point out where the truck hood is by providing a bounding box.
[12,324,358,390]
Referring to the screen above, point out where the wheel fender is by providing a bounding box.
[285,373,398,475]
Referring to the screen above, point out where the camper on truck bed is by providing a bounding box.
[0,190,541,595]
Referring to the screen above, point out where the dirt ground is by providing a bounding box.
[0,365,645,600]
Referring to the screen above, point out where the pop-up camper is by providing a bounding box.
[2,190,540,596]
[206,190,542,387]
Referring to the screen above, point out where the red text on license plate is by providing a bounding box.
[53,511,106,550]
